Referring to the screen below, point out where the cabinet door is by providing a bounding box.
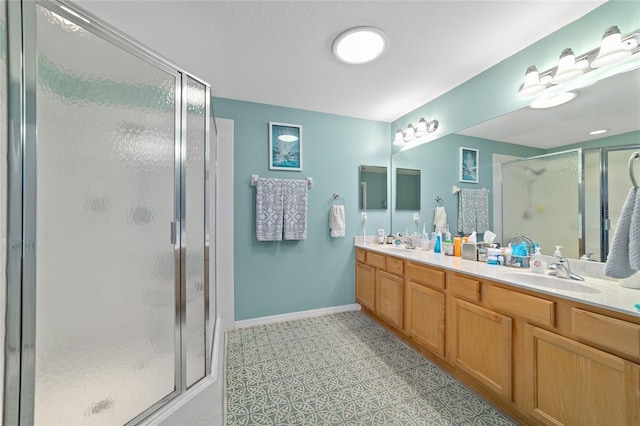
[376,270,403,329]
[524,325,640,426]
[450,299,512,399]
[355,263,375,312]
[406,281,445,357]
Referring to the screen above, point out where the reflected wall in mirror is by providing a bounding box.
[396,168,420,210]
[359,165,387,210]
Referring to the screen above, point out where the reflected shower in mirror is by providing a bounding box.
[359,165,388,210]
[396,168,420,210]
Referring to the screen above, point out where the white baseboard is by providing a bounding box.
[234,304,361,328]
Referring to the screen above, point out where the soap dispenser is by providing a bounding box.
[530,247,547,273]
[554,246,563,257]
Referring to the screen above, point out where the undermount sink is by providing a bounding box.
[499,272,601,294]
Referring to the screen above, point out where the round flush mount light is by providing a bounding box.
[529,91,578,109]
[589,129,608,135]
[332,26,387,64]
[277,135,298,142]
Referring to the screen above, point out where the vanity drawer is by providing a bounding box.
[448,274,480,302]
[356,249,366,263]
[386,256,404,276]
[571,308,640,359]
[406,262,445,290]
[488,286,555,327]
[366,251,386,269]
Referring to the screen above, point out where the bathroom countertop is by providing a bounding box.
[356,243,640,319]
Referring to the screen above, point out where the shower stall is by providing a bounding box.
[1,1,215,424]
[502,145,640,261]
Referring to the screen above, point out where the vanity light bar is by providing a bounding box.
[393,118,439,145]
[519,27,640,97]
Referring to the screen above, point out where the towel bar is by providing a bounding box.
[250,174,313,188]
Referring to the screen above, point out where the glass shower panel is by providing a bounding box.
[0,2,7,419]
[502,150,580,258]
[607,148,640,252]
[33,5,177,424]
[185,76,206,387]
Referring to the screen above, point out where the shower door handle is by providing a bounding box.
[170,221,179,244]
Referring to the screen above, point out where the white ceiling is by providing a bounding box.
[72,0,606,123]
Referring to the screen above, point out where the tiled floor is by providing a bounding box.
[226,310,517,425]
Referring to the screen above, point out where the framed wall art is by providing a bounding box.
[269,122,302,171]
[459,147,478,183]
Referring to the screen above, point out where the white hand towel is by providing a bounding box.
[433,206,447,234]
[605,187,637,278]
[330,205,345,237]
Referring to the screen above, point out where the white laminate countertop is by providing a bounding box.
[356,243,640,319]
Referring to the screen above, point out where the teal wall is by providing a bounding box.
[391,135,543,235]
[213,98,390,320]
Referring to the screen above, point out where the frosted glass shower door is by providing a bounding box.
[31,4,178,424]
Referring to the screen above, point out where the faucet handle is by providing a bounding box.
[580,252,595,261]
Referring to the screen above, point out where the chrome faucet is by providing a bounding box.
[402,237,415,249]
[549,255,584,281]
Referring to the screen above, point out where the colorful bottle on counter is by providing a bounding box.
[434,232,442,253]
[453,236,462,257]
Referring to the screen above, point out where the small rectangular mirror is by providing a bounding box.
[359,165,388,210]
[396,168,420,210]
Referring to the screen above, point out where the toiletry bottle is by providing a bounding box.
[421,224,430,251]
[445,225,451,243]
[377,229,385,244]
[434,232,442,253]
[530,247,547,273]
[453,236,462,257]
[443,239,453,256]
[554,246,563,257]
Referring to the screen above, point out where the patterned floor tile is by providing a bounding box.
[226,311,518,425]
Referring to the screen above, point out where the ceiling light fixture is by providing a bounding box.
[589,129,608,135]
[529,91,578,109]
[393,118,439,145]
[518,26,639,98]
[332,26,387,65]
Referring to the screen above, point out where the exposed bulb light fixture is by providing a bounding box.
[551,48,586,84]
[518,26,639,101]
[591,26,638,68]
[392,119,439,145]
[332,26,387,65]
[529,91,578,109]
[519,66,546,97]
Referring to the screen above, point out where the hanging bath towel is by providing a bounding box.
[283,179,308,240]
[605,187,637,278]
[256,178,284,241]
[330,205,345,237]
[433,206,447,234]
[457,189,489,235]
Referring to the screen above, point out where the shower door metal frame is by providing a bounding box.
[598,144,640,262]
[4,0,212,424]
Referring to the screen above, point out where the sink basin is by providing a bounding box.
[499,272,601,294]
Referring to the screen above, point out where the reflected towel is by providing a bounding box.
[433,206,447,234]
[457,189,489,235]
[631,189,640,269]
[605,187,637,278]
[283,179,308,240]
[256,178,284,241]
[330,205,345,237]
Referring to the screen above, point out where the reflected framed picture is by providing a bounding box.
[269,122,302,171]
[459,147,479,183]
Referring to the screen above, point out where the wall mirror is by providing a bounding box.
[396,168,420,211]
[458,67,640,261]
[359,165,388,210]
[390,66,639,260]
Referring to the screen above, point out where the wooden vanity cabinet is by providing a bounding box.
[405,262,446,357]
[376,270,404,329]
[355,261,375,312]
[447,273,513,399]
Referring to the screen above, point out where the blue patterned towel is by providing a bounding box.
[283,179,308,240]
[256,178,283,241]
